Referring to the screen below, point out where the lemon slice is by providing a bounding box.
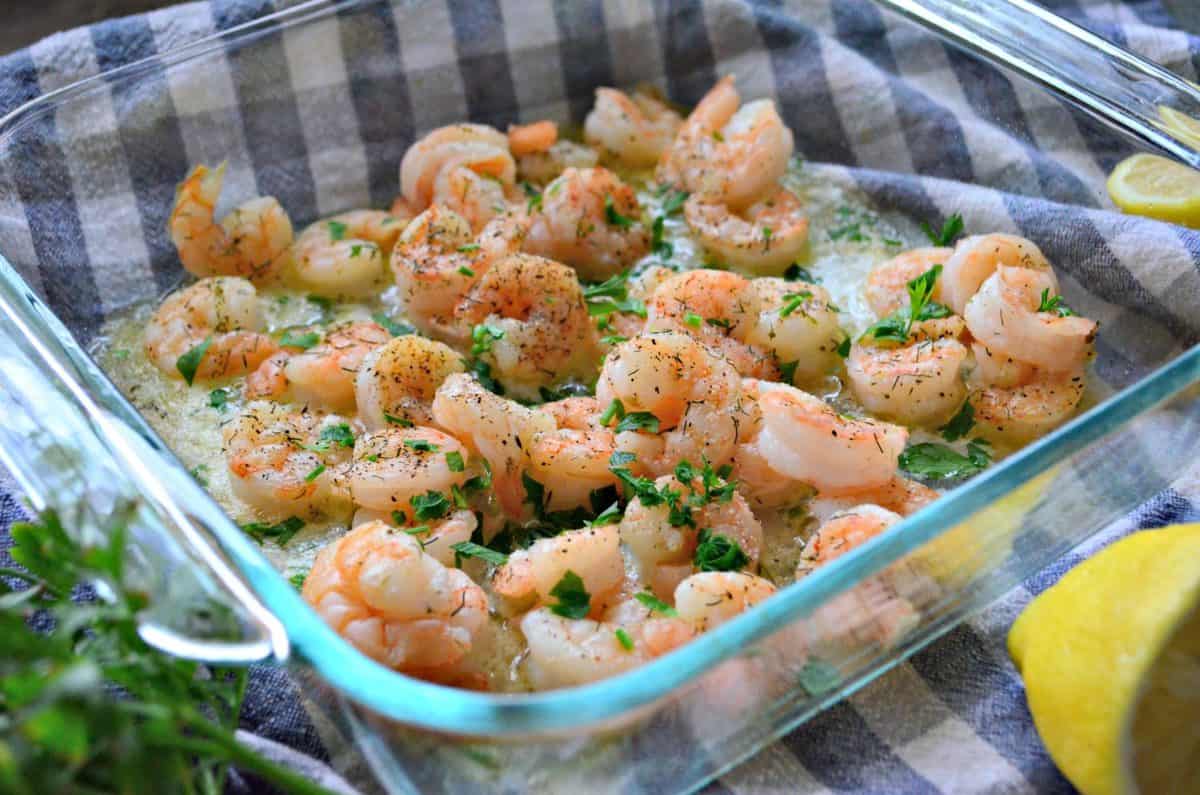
[1158,105,1200,150]
[1107,153,1200,229]
[1008,524,1200,795]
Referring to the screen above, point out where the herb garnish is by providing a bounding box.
[208,387,232,410]
[604,195,634,229]
[373,312,415,337]
[452,541,509,567]
[860,265,950,344]
[939,402,975,443]
[548,571,591,618]
[471,324,505,356]
[1037,288,1075,317]
[240,516,305,546]
[694,529,750,572]
[446,451,466,472]
[175,335,212,385]
[921,212,964,247]
[634,591,679,616]
[615,628,635,651]
[279,330,320,350]
[898,438,991,481]
[411,490,451,521]
[327,220,348,241]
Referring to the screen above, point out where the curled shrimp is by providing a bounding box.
[523,167,649,282]
[145,277,277,383]
[493,524,625,611]
[222,401,352,518]
[657,76,794,209]
[399,124,516,230]
[432,372,556,517]
[528,397,618,512]
[963,266,1096,374]
[454,253,597,400]
[516,140,599,185]
[595,332,743,476]
[673,571,776,632]
[865,247,953,317]
[620,473,763,600]
[584,87,683,168]
[290,210,407,298]
[644,269,774,379]
[940,234,1053,314]
[684,188,809,275]
[741,277,844,384]
[508,120,558,157]
[846,336,969,427]
[246,321,389,413]
[344,426,471,517]
[168,163,293,283]
[795,504,901,578]
[302,520,488,680]
[968,370,1086,446]
[392,206,527,342]
[354,334,466,430]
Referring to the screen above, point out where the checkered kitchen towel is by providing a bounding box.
[3,0,1200,792]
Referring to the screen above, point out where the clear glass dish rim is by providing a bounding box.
[3,0,1200,737]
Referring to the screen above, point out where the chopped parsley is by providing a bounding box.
[599,399,625,427]
[860,265,949,344]
[588,502,623,527]
[403,438,439,452]
[303,463,326,483]
[634,591,678,616]
[240,516,305,546]
[1037,288,1075,317]
[349,243,365,258]
[836,335,852,358]
[383,413,414,427]
[615,411,660,434]
[457,243,481,253]
[898,438,991,482]
[452,541,508,567]
[471,323,505,356]
[411,490,451,521]
[327,220,348,241]
[779,360,799,384]
[604,195,634,228]
[521,472,546,515]
[175,336,213,385]
[289,571,308,590]
[684,312,703,328]
[208,387,232,410]
[548,571,591,619]
[779,291,813,318]
[921,212,964,247]
[939,402,975,443]
[523,181,543,213]
[615,628,634,651]
[307,294,334,312]
[658,186,689,216]
[469,358,504,395]
[457,265,476,278]
[694,528,750,572]
[279,330,320,350]
[372,312,415,337]
[189,464,209,487]
[319,423,355,449]
[445,451,466,472]
[651,215,672,258]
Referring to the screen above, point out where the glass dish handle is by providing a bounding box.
[0,257,288,665]
[876,0,1200,168]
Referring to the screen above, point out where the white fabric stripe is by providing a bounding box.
[281,14,371,214]
[30,29,154,314]
[603,0,670,94]
[847,665,1034,795]
[0,158,45,298]
[702,0,777,102]
[500,0,571,123]
[150,4,259,209]
[393,0,468,135]
[719,741,835,795]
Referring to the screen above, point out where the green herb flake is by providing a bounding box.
[836,335,852,358]
[694,528,750,572]
[615,411,660,434]
[279,330,321,350]
[411,490,451,521]
[112,348,131,359]
[779,291,813,318]
[779,360,799,384]
[898,439,991,482]
[599,398,626,427]
[319,423,356,449]
[660,187,689,216]
[921,212,964,247]
[458,243,481,253]
[241,516,305,546]
[615,628,634,651]
[684,312,703,328]
[651,215,673,259]
[189,464,209,487]
[471,323,506,356]
[327,220,349,241]
[634,591,678,616]
[404,525,432,536]
[548,570,591,619]
[208,387,232,410]
[604,195,634,229]
[939,402,975,443]
[175,335,213,385]
[446,450,466,472]
[373,312,415,337]
[451,541,509,567]
[457,265,476,278]
[307,294,333,311]
[303,463,326,483]
[1037,288,1076,317]
[403,438,440,453]
[289,571,308,590]
[384,413,414,427]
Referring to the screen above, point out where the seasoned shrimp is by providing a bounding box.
[392,206,527,342]
[605,264,675,341]
[657,76,794,209]
[620,473,763,600]
[145,277,277,382]
[454,253,597,399]
[584,87,683,168]
[684,188,809,275]
[795,504,900,578]
[399,123,517,229]
[596,332,743,476]
[350,506,476,568]
[354,335,466,430]
[302,521,488,680]
[290,210,407,298]
[168,163,293,283]
[528,397,618,512]
[344,426,471,518]
[519,603,693,689]
[963,266,1096,374]
[741,277,844,383]
[812,476,938,521]
[673,571,776,632]
[246,321,389,412]
[523,167,649,282]
[493,524,625,611]
[222,401,352,518]
[644,269,775,379]
[846,336,969,427]
[507,120,558,157]
[969,371,1086,446]
[516,140,599,185]
[432,372,556,517]
[865,247,953,317]
[735,381,907,495]
[940,234,1052,314]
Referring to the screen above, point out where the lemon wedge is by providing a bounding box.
[1158,105,1200,150]
[1107,153,1200,229]
[1008,524,1200,795]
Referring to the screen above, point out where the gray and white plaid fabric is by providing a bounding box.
[2,0,1199,792]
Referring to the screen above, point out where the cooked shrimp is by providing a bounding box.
[290,210,406,298]
[605,264,675,341]
[620,473,763,600]
[515,140,600,185]
[523,167,649,282]
[940,234,1053,314]
[493,524,625,611]
[741,277,844,383]
[392,206,527,342]
[222,401,352,518]
[595,332,743,476]
[507,120,558,157]
[969,341,1036,388]
[584,87,683,168]
[454,253,597,400]
[735,381,907,494]
[350,506,476,568]
[302,520,488,679]
[963,266,1096,374]
[846,336,969,427]
[657,76,794,209]
[865,247,953,317]
[168,163,293,283]
[684,188,808,275]
[399,123,516,229]
[812,475,939,520]
[519,603,693,689]
[432,372,556,517]
[354,335,466,430]
[969,370,1086,446]
[795,504,900,578]
[644,269,775,379]
[145,277,277,382]
[673,571,776,632]
[344,426,471,517]
[246,321,389,412]
[528,397,618,512]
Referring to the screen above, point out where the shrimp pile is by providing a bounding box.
[107,76,1099,692]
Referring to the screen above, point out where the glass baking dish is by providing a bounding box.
[3,0,1200,792]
